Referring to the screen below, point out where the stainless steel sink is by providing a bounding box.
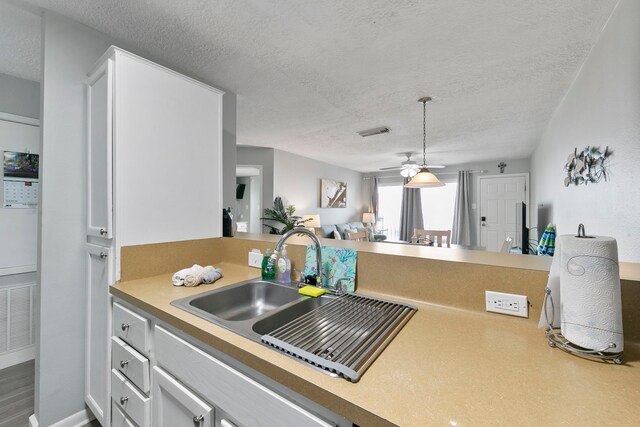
[187,280,301,321]
[171,279,335,341]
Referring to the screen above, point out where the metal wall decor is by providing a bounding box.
[563,146,610,187]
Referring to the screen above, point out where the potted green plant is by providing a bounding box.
[260,197,309,234]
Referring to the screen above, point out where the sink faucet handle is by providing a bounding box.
[335,278,352,295]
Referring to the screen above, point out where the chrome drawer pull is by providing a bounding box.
[120,396,129,405]
[99,252,108,259]
[120,358,132,369]
[121,323,131,332]
[193,415,204,426]
[100,228,107,235]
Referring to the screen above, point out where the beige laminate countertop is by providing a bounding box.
[111,262,640,426]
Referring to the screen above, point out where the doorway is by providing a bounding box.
[478,174,529,252]
[235,165,262,234]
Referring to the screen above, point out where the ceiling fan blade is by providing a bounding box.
[425,164,445,169]
[379,166,402,171]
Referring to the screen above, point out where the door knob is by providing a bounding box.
[120,396,129,405]
[99,228,107,235]
[193,415,204,426]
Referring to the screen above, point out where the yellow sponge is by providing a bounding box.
[298,286,327,297]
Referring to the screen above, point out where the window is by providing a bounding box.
[377,182,458,241]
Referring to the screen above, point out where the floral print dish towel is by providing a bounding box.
[303,245,357,293]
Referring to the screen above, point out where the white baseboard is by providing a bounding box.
[0,346,35,370]
[33,408,95,427]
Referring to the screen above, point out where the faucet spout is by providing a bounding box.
[267,227,323,288]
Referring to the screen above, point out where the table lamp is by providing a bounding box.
[362,212,375,227]
[301,214,321,233]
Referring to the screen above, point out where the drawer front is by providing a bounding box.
[155,326,333,427]
[112,336,150,394]
[112,402,136,427]
[111,369,150,427]
[113,302,149,355]
[153,366,214,427]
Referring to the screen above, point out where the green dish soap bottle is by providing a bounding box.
[261,248,275,281]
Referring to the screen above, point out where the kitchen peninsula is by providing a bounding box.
[111,235,640,426]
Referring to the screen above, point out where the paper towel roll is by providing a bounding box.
[558,235,624,352]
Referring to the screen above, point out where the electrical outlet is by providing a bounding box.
[485,291,528,318]
[248,250,263,268]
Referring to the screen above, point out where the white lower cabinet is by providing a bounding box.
[153,366,214,427]
[110,299,351,427]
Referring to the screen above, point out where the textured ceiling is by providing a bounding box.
[0,1,40,81]
[7,1,617,172]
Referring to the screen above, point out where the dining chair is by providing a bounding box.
[414,229,452,248]
[345,229,368,241]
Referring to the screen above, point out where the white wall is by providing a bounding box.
[0,72,40,119]
[273,150,365,226]
[37,11,114,426]
[530,0,640,263]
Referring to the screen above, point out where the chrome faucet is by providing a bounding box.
[267,227,325,289]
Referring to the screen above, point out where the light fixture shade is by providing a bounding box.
[404,167,445,188]
[362,212,376,224]
[302,214,321,228]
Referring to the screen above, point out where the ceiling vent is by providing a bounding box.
[357,126,390,137]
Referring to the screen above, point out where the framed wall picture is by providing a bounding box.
[320,178,347,208]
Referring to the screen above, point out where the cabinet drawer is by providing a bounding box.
[111,369,150,427]
[112,336,150,394]
[112,402,136,427]
[155,326,333,427]
[153,366,214,427]
[113,302,149,355]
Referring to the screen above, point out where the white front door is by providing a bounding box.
[479,175,527,252]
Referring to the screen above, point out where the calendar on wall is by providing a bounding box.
[3,151,39,209]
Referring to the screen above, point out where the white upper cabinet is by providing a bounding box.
[87,58,114,239]
[86,46,224,279]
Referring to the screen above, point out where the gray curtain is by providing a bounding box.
[369,176,379,219]
[399,178,424,241]
[452,170,472,245]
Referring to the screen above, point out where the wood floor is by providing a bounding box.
[0,360,34,427]
[0,361,100,427]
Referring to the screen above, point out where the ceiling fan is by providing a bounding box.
[379,152,444,177]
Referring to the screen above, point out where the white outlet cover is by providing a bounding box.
[485,290,528,318]
[248,250,263,268]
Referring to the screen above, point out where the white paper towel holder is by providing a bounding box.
[543,224,623,364]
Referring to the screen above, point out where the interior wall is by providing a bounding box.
[37,11,114,426]
[273,149,365,226]
[530,0,640,263]
[37,12,237,424]
[0,73,40,119]
[222,92,237,214]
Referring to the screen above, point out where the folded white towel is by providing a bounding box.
[172,264,223,287]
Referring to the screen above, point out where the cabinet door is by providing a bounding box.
[85,243,113,426]
[153,366,214,427]
[86,57,114,239]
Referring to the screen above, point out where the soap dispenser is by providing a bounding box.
[261,248,275,281]
[276,245,291,285]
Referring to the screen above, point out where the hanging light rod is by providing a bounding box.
[404,96,444,188]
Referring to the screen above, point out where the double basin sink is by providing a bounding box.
[171,279,335,342]
[172,278,417,382]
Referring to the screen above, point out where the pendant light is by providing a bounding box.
[404,97,444,188]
